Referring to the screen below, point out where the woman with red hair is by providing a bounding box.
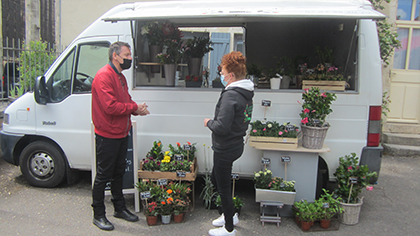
[204,51,254,236]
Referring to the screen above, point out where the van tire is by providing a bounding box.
[19,141,66,188]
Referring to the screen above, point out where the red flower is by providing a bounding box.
[176,142,181,146]
[187,141,191,145]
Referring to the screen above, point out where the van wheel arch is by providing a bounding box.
[316,155,329,199]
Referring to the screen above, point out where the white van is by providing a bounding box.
[1,0,384,190]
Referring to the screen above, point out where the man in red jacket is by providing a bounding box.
[91,41,149,231]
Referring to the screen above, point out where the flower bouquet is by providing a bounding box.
[249,120,299,150]
[254,169,296,204]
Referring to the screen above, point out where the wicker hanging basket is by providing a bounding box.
[339,197,364,225]
[301,125,329,149]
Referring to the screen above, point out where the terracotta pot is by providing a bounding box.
[301,221,312,231]
[146,215,157,226]
[320,219,331,229]
[173,213,184,223]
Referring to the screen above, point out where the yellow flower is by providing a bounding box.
[165,151,170,155]
[267,123,272,128]
[164,156,171,160]
[255,173,260,177]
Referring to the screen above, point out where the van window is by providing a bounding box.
[49,48,75,102]
[73,42,110,93]
[135,23,244,88]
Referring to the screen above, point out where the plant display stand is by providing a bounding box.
[260,201,283,227]
[252,143,330,216]
[302,80,345,91]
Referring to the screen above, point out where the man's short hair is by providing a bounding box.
[109,42,131,61]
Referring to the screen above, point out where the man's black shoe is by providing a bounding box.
[93,217,114,231]
[114,209,139,222]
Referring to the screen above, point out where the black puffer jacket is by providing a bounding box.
[207,80,254,152]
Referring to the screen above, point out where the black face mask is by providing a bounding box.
[120,58,132,70]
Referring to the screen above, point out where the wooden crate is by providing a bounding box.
[138,157,197,181]
[249,136,298,150]
[302,80,345,91]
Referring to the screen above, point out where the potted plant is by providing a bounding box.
[184,74,202,87]
[158,189,175,224]
[299,87,337,149]
[172,198,188,223]
[293,200,319,231]
[247,63,263,87]
[183,36,213,76]
[333,153,377,225]
[254,168,296,204]
[249,121,299,149]
[276,56,294,89]
[315,189,344,229]
[144,201,159,225]
[215,195,245,215]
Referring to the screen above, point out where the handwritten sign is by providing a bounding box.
[140,191,151,200]
[174,154,184,161]
[261,158,271,165]
[231,173,239,180]
[183,144,192,151]
[349,177,358,184]
[158,179,168,186]
[261,100,271,107]
[281,156,291,163]
[285,124,296,132]
[176,171,186,178]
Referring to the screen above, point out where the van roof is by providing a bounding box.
[103,0,385,24]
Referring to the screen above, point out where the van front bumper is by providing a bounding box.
[0,130,23,165]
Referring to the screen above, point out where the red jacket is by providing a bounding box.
[92,63,138,139]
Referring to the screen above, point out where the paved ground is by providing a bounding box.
[0,154,419,236]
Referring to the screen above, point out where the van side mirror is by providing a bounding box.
[34,76,48,105]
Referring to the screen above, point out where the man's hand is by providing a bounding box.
[135,103,150,116]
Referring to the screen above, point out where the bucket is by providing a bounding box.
[270,77,282,89]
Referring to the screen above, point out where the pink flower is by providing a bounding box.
[253,129,257,133]
[263,128,266,131]
[301,117,309,124]
[321,92,327,98]
[348,166,352,171]
[303,108,310,114]
[279,131,283,136]
[304,88,309,93]
[366,186,374,191]
[312,110,316,113]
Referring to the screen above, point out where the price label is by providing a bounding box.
[285,124,296,132]
[261,100,271,107]
[183,144,192,151]
[281,156,291,163]
[140,191,151,200]
[313,119,321,125]
[323,203,330,208]
[261,158,271,165]
[158,179,168,186]
[231,173,239,180]
[176,171,186,178]
[349,177,358,184]
[174,154,184,161]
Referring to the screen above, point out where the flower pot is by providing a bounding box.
[163,64,177,87]
[161,214,171,224]
[149,45,162,73]
[301,221,312,231]
[270,77,281,89]
[339,197,363,225]
[301,125,329,149]
[187,57,202,76]
[173,213,184,223]
[249,136,298,150]
[255,187,296,205]
[280,75,291,89]
[320,219,331,229]
[146,215,158,226]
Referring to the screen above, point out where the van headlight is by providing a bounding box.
[3,113,9,125]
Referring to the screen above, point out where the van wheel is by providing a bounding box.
[19,141,66,187]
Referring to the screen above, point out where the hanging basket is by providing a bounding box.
[301,125,329,149]
[339,197,363,225]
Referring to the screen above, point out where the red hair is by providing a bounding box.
[220,51,247,79]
